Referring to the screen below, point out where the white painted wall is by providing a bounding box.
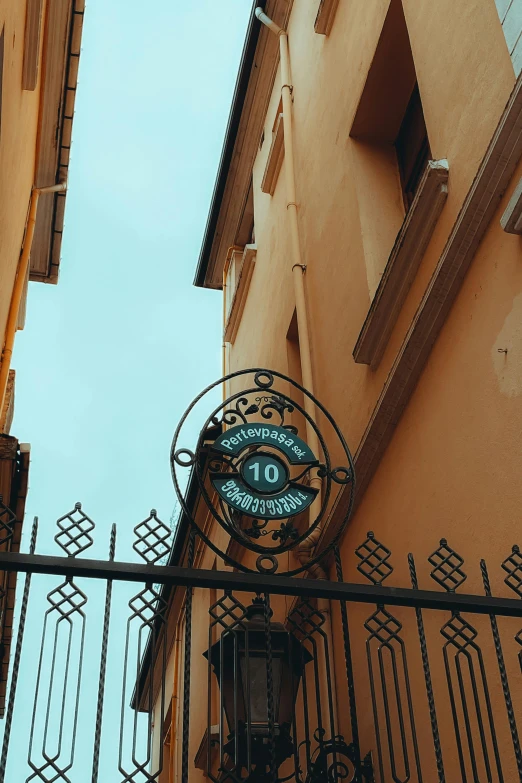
[496,0,522,75]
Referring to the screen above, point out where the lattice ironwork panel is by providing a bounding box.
[129,587,167,628]
[287,599,326,642]
[364,606,402,645]
[355,531,393,585]
[428,538,467,592]
[440,612,478,650]
[133,509,171,564]
[0,496,16,546]
[54,502,95,556]
[209,591,248,631]
[27,577,87,783]
[502,545,522,598]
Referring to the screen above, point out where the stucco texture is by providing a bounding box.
[0,1,44,355]
[225,0,522,776]
[160,0,522,779]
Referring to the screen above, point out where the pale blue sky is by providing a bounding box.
[2,1,252,778]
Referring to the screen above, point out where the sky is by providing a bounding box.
[1,1,252,779]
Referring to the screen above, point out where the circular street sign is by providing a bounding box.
[171,367,356,575]
[241,452,289,495]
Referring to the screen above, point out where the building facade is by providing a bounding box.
[0,0,83,715]
[146,1,522,781]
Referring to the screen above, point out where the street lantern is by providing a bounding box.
[204,597,312,776]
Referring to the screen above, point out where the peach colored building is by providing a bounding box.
[146,2,522,781]
[0,0,84,715]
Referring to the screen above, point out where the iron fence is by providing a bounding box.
[0,504,517,782]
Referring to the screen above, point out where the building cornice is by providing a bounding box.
[195,0,293,290]
[30,0,85,284]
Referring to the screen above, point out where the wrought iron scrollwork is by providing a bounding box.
[27,577,88,781]
[408,553,445,782]
[173,448,196,468]
[502,543,522,674]
[181,530,196,783]
[4,502,172,783]
[263,594,278,783]
[0,518,38,781]
[334,548,365,783]
[170,368,356,577]
[92,524,116,783]
[133,509,171,564]
[4,488,522,783]
[212,397,257,427]
[54,501,95,556]
[355,532,393,585]
[480,557,522,778]
[430,539,504,782]
[205,586,365,783]
[357,532,421,783]
[428,538,467,592]
[206,590,249,783]
[272,520,299,545]
[254,371,274,389]
[0,496,16,546]
[118,509,173,783]
[307,735,359,783]
[317,466,353,485]
[286,599,363,783]
[243,517,270,539]
[257,394,294,428]
[501,544,522,597]
[23,504,96,782]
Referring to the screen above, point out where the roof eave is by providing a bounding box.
[29,0,85,284]
[194,1,265,289]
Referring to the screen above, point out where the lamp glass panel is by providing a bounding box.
[240,654,282,723]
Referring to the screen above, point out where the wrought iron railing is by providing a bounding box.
[0,370,519,783]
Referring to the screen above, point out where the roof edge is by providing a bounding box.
[30,0,85,284]
[194,1,265,289]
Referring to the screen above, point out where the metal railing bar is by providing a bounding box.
[1,552,522,617]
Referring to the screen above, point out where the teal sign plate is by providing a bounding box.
[212,423,317,465]
[211,475,318,520]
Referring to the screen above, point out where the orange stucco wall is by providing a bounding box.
[157,1,522,780]
[234,0,515,445]
[0,0,46,376]
[228,0,521,571]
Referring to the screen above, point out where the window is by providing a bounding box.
[350,0,448,369]
[494,0,522,77]
[261,99,284,196]
[315,0,341,35]
[224,249,243,322]
[223,178,255,335]
[223,244,257,344]
[349,0,432,298]
[395,84,431,209]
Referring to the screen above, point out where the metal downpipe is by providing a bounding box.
[255,7,339,730]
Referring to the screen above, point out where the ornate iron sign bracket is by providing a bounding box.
[171,368,355,576]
